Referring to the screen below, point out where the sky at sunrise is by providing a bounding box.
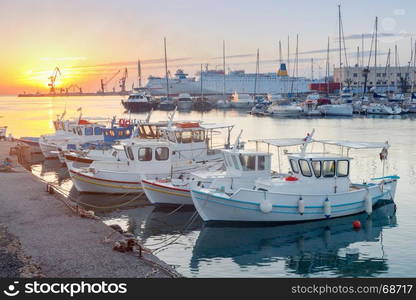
[1,0,416,94]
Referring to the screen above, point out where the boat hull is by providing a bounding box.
[121,100,152,112]
[39,140,59,158]
[142,179,193,205]
[191,179,397,223]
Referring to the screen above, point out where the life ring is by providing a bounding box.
[285,176,298,181]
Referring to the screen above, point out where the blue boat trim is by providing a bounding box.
[371,175,400,180]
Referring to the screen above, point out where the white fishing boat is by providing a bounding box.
[190,131,399,223]
[67,122,234,194]
[175,93,193,110]
[302,99,322,116]
[230,92,255,109]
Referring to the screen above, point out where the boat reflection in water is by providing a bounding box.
[189,201,396,277]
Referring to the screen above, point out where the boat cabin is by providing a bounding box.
[222,149,272,177]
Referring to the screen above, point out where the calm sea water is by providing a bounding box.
[2,95,416,277]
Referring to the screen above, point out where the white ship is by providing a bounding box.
[145,67,319,96]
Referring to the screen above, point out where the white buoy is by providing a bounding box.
[298,196,305,215]
[324,197,331,218]
[259,200,272,213]
[365,191,372,215]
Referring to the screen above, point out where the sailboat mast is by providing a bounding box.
[338,4,342,92]
[311,58,314,80]
[254,48,259,98]
[326,36,330,96]
[223,40,226,100]
[279,40,282,65]
[287,35,290,76]
[164,37,169,98]
[137,58,142,88]
[374,16,378,90]
[412,41,416,94]
[200,64,204,99]
[362,33,364,67]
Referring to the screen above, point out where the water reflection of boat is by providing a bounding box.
[190,201,396,276]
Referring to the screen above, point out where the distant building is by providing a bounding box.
[334,65,416,92]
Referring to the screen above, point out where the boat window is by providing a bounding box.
[127,146,134,160]
[181,131,192,143]
[125,129,131,137]
[257,156,265,170]
[290,159,299,173]
[299,159,312,177]
[311,161,321,178]
[118,130,124,137]
[175,132,182,143]
[109,130,115,137]
[239,154,256,171]
[192,130,205,142]
[231,155,241,170]
[85,127,93,136]
[322,160,336,177]
[138,147,152,161]
[104,130,109,136]
[337,160,349,177]
[77,127,83,136]
[94,127,103,135]
[72,128,77,134]
[167,131,176,142]
[155,147,169,161]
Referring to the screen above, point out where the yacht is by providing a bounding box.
[175,93,193,110]
[121,88,154,112]
[230,92,255,109]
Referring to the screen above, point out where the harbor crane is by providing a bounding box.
[100,69,121,93]
[48,67,61,94]
[65,84,83,94]
[119,68,128,93]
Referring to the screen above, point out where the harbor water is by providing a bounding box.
[2,95,416,277]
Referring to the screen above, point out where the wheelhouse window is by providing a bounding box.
[138,147,152,161]
[108,130,115,137]
[76,127,83,136]
[322,160,335,177]
[257,155,265,170]
[155,147,169,161]
[239,154,256,171]
[290,159,299,174]
[126,146,134,160]
[94,127,103,135]
[336,160,349,177]
[311,161,321,178]
[181,131,192,143]
[299,159,312,177]
[118,130,124,137]
[85,127,93,136]
[175,132,182,143]
[192,130,205,142]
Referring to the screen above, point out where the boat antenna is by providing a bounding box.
[168,107,177,128]
[300,128,315,156]
[233,129,243,151]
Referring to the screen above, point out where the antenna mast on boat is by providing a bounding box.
[164,37,169,99]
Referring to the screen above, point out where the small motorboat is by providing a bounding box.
[121,88,154,112]
[175,93,193,110]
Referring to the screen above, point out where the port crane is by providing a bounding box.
[100,69,120,93]
[119,68,128,93]
[48,67,61,94]
[65,84,83,94]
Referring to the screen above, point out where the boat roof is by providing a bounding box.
[288,152,351,160]
[223,149,271,156]
[161,122,234,131]
[315,140,389,149]
[250,138,307,147]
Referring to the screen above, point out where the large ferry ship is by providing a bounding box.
[145,67,321,96]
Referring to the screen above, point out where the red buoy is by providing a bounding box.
[352,220,361,230]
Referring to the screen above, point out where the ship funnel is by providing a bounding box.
[277,63,288,77]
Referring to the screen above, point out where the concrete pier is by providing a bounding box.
[0,140,179,278]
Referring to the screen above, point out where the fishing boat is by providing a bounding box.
[190,130,399,223]
[158,97,176,111]
[266,101,303,117]
[67,122,234,194]
[15,137,42,153]
[121,88,154,112]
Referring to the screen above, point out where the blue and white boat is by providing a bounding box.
[190,130,399,223]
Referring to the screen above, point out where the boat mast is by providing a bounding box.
[395,44,398,92]
[254,48,259,98]
[223,40,226,101]
[326,36,330,96]
[138,58,142,88]
[164,37,169,99]
[311,58,314,81]
[374,16,378,91]
[338,4,342,94]
[200,64,204,99]
[287,35,290,77]
[412,41,416,95]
